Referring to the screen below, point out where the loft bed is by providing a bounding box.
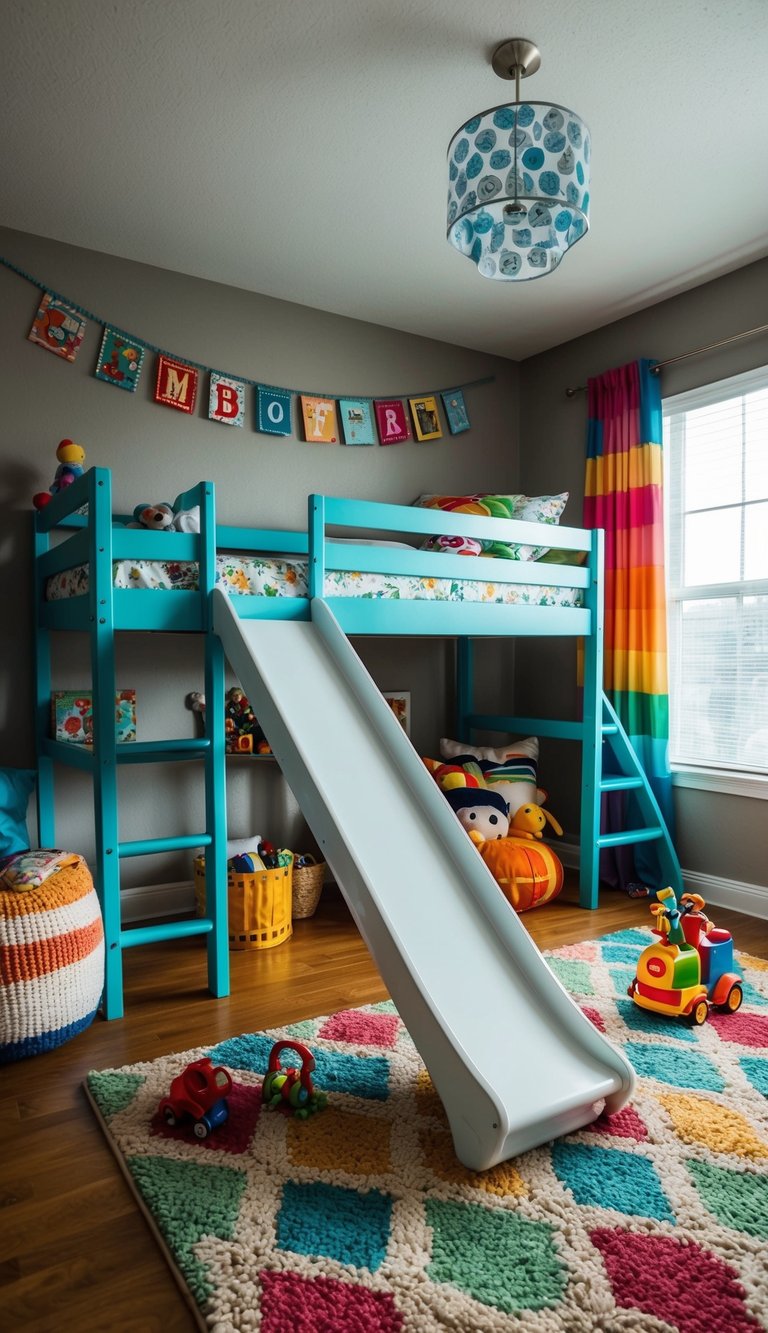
[33,467,680,1019]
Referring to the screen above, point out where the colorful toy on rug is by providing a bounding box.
[32,439,86,509]
[628,886,743,1025]
[157,1057,232,1139]
[261,1040,327,1118]
[423,756,564,911]
[510,803,564,840]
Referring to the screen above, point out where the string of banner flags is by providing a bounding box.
[3,255,495,446]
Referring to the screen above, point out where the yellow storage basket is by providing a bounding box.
[194,855,293,951]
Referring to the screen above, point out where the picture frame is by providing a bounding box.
[409,395,442,442]
[338,397,376,446]
[440,388,470,435]
[383,691,411,737]
[374,399,410,445]
[300,395,339,443]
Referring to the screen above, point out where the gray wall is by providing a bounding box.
[519,257,768,892]
[0,227,519,885]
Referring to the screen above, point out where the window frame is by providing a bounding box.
[663,364,768,800]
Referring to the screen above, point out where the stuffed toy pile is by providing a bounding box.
[423,749,564,913]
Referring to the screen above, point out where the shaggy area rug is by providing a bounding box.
[86,929,768,1332]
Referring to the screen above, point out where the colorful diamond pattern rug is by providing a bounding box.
[86,930,768,1331]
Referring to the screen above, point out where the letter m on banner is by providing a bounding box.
[154,354,199,414]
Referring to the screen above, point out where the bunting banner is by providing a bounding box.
[3,256,494,447]
[95,326,145,391]
[209,373,245,427]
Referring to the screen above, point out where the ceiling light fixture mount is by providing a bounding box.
[447,38,590,281]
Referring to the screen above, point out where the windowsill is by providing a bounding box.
[672,767,768,800]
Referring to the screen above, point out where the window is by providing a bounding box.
[663,366,768,792]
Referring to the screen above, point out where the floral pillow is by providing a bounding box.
[413,493,568,562]
[439,736,546,815]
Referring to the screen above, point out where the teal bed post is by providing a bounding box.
[89,468,122,1017]
[456,637,474,741]
[33,515,55,847]
[580,527,605,909]
[202,481,229,997]
[308,495,326,602]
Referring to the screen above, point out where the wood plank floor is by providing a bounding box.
[2,880,766,1332]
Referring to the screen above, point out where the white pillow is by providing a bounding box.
[441,735,539,766]
[439,736,546,814]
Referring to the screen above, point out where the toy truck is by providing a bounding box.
[158,1057,232,1138]
[628,887,743,1026]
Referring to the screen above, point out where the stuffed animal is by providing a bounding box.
[33,439,86,509]
[130,502,176,530]
[509,804,563,840]
[444,787,510,842]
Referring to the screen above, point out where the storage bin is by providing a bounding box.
[194,855,292,951]
[291,855,326,918]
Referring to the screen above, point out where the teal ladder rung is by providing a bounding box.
[600,776,644,793]
[120,918,214,949]
[592,691,683,902]
[596,826,663,849]
[117,738,210,763]
[119,833,211,858]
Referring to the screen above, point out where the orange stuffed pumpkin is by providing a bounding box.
[477,837,564,913]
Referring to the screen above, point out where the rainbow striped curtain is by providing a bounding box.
[584,358,674,888]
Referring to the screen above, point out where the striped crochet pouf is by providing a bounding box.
[0,859,104,1062]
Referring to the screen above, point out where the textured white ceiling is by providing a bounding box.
[2,0,767,359]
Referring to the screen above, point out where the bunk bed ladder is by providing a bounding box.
[592,691,683,904]
[34,471,229,1021]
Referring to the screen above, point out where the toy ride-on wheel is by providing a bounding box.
[689,998,710,1027]
[193,1118,211,1139]
[162,1107,178,1127]
[720,983,743,1014]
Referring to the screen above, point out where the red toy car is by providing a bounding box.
[158,1057,232,1138]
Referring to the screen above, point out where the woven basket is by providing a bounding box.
[291,855,325,919]
[194,856,292,951]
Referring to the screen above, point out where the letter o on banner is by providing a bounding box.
[257,386,292,436]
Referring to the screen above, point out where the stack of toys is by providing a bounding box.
[225,688,271,755]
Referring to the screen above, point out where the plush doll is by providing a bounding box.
[509,804,563,840]
[444,787,510,843]
[130,502,176,530]
[33,439,86,509]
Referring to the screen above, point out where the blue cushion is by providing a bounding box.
[0,768,36,857]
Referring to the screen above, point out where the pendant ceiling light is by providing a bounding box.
[447,38,590,280]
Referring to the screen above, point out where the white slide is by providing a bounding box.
[213,590,635,1170]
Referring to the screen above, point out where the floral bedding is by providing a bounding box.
[45,556,583,608]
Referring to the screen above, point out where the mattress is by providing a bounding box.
[45,555,583,608]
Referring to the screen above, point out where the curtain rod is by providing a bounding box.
[564,321,768,398]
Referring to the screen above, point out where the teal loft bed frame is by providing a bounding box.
[33,468,681,1019]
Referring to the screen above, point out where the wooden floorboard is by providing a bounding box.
[2,879,765,1331]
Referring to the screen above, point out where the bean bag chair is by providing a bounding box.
[477,836,564,913]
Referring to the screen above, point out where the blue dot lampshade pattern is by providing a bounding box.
[447,101,590,279]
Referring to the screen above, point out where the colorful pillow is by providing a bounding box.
[439,737,545,815]
[413,493,569,562]
[0,768,35,858]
